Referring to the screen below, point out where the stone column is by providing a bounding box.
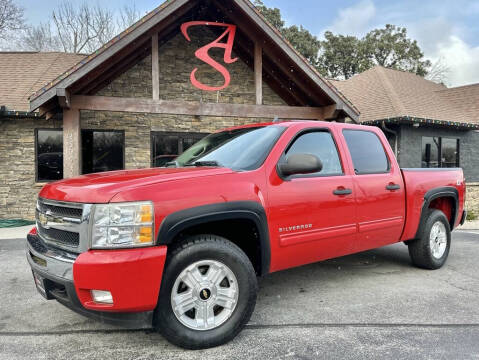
[63,109,81,178]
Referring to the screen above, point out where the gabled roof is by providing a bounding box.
[0,52,85,113]
[28,0,359,121]
[333,66,479,128]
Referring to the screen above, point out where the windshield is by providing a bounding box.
[174,126,285,171]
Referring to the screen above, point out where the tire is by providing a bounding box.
[408,209,451,269]
[153,234,258,349]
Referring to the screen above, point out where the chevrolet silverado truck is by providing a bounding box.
[27,121,466,349]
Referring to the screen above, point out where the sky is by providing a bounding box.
[16,0,479,87]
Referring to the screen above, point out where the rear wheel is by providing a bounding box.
[408,209,451,269]
[154,235,258,349]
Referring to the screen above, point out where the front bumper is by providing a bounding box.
[26,230,167,326]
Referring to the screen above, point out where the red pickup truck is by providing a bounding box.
[27,121,466,349]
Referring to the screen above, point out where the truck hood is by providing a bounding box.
[39,167,234,203]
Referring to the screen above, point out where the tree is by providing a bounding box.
[253,0,321,68]
[425,57,450,85]
[318,32,369,79]
[253,2,433,80]
[362,24,431,76]
[0,0,24,39]
[18,1,141,54]
[253,0,284,30]
[19,23,60,51]
[282,25,321,66]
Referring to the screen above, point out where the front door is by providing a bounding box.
[341,129,405,251]
[267,128,357,272]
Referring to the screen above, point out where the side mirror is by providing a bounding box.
[278,153,323,177]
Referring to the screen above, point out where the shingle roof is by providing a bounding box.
[0,52,85,112]
[333,66,479,126]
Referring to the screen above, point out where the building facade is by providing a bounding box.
[333,67,479,213]
[1,0,358,219]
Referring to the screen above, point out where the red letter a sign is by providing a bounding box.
[181,21,238,91]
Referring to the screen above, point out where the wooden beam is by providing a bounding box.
[63,109,81,178]
[254,42,262,105]
[152,33,160,100]
[57,88,71,109]
[71,95,328,120]
[232,33,307,106]
[321,104,338,120]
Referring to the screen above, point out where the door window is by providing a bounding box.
[283,131,343,177]
[343,130,389,174]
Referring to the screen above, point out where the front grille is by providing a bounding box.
[37,224,80,247]
[37,202,82,219]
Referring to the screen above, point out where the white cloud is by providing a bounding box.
[432,36,479,86]
[408,17,479,86]
[324,0,376,37]
[321,0,479,87]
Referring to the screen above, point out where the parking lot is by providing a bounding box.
[1,230,479,359]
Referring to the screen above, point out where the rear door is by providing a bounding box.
[341,129,405,251]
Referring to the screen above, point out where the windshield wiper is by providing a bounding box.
[194,161,222,167]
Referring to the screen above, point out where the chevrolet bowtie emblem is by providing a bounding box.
[38,211,65,229]
[38,212,48,227]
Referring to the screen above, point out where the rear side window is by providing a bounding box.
[343,130,389,174]
[284,131,343,176]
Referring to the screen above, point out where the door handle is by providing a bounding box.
[386,183,401,191]
[333,188,352,196]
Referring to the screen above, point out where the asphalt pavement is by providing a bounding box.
[1,231,479,359]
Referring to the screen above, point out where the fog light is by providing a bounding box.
[91,290,113,304]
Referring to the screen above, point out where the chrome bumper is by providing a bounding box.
[26,233,75,281]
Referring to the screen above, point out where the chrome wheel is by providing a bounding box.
[170,260,239,331]
[429,221,447,259]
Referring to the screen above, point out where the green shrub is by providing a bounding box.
[466,210,478,221]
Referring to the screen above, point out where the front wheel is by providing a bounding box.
[154,235,258,349]
[408,209,451,269]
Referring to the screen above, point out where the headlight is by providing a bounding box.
[91,201,154,249]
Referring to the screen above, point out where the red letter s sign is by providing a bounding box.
[181,21,238,91]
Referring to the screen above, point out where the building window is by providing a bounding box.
[36,129,63,182]
[151,131,208,167]
[422,137,459,168]
[82,130,125,174]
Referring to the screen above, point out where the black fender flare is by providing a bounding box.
[156,201,270,276]
[415,186,459,238]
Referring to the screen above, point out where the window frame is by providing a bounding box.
[342,129,391,175]
[81,129,125,175]
[150,131,209,167]
[421,136,460,168]
[35,128,64,183]
[277,128,345,180]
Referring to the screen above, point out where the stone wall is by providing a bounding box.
[466,183,479,215]
[0,117,62,219]
[93,27,285,106]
